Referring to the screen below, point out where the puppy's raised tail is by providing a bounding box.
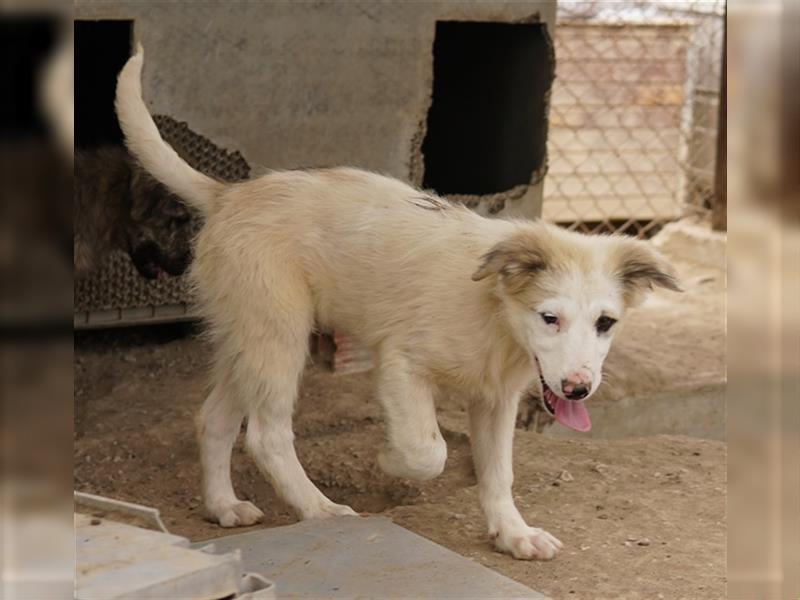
[115,44,223,216]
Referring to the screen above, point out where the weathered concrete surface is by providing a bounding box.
[198,516,547,599]
[75,1,556,218]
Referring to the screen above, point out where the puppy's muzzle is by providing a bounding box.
[561,372,591,400]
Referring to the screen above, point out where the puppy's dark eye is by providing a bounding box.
[596,315,617,333]
[540,312,559,326]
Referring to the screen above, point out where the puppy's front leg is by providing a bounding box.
[468,394,563,560]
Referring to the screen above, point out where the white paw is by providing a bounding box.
[208,500,264,528]
[302,500,357,520]
[493,526,563,560]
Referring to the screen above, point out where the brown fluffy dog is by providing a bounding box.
[74,146,193,279]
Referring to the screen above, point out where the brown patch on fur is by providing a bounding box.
[471,226,595,299]
[473,226,681,311]
[471,229,548,285]
[74,146,195,279]
[610,239,682,307]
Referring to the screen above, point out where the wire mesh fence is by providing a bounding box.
[544,0,725,237]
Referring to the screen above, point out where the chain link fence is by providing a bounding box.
[544,0,725,237]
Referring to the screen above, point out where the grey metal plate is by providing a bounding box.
[197,516,547,599]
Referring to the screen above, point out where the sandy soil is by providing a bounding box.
[75,324,725,600]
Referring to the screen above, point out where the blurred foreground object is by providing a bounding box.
[0,12,73,599]
[74,493,275,599]
[727,1,799,598]
[0,15,72,329]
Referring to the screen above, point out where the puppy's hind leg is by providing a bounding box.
[197,380,264,527]
[376,350,447,481]
[240,299,356,521]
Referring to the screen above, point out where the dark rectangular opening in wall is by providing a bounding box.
[422,21,552,196]
[74,20,132,149]
[0,17,56,140]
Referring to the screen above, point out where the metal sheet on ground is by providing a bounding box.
[197,516,547,599]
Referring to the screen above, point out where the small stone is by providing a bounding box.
[451,513,466,520]
[559,470,574,482]
[637,538,651,546]
[122,354,137,363]
[90,518,101,525]
[626,536,638,542]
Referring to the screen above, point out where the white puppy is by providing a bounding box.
[115,46,680,560]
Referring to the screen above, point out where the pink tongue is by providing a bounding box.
[554,397,592,432]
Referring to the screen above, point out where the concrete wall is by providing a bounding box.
[75,1,556,219]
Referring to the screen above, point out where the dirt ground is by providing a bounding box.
[75,332,724,600]
[75,219,726,599]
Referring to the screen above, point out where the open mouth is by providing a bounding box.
[539,378,558,417]
[149,263,166,280]
[136,261,166,280]
[535,359,592,433]
[130,242,189,280]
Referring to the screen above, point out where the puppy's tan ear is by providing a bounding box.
[612,239,682,307]
[471,231,548,283]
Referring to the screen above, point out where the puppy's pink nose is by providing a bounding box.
[562,371,592,400]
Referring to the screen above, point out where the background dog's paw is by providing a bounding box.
[210,500,265,528]
[495,526,563,560]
